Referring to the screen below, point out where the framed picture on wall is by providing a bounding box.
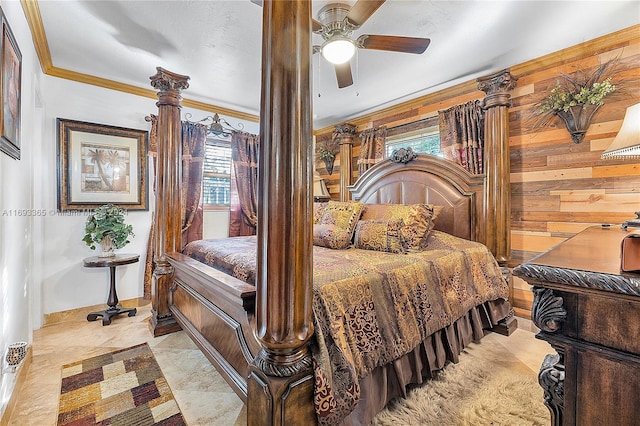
[57,119,149,211]
[0,8,22,160]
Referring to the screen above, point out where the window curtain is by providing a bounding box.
[357,126,387,176]
[143,115,158,300]
[438,100,485,174]
[142,117,206,298]
[180,121,207,249]
[229,130,259,237]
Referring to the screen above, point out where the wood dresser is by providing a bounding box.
[513,226,640,426]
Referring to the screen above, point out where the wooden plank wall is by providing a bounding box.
[314,25,640,318]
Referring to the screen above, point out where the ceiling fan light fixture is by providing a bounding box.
[321,37,356,64]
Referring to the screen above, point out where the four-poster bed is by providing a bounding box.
[147,2,517,425]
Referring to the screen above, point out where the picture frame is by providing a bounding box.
[0,8,21,160]
[57,118,149,211]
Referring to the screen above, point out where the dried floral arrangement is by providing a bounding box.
[317,137,340,175]
[535,58,620,143]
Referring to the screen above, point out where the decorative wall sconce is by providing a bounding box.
[317,138,340,175]
[555,104,603,144]
[537,59,618,144]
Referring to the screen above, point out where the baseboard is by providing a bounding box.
[0,346,32,426]
[43,297,150,326]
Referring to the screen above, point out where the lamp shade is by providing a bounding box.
[601,103,640,160]
[313,174,331,201]
[321,37,356,64]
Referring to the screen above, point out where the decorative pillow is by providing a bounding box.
[313,224,353,249]
[360,203,436,251]
[354,219,406,254]
[318,201,365,238]
[313,202,329,224]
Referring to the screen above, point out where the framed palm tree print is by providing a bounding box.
[57,119,148,211]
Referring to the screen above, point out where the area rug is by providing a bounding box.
[57,343,186,426]
[372,346,550,426]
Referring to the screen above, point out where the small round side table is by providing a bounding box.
[83,253,139,326]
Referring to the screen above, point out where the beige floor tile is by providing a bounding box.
[8,307,547,426]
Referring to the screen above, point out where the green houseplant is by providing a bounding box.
[83,204,134,257]
[537,59,618,144]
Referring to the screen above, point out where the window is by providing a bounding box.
[385,125,442,158]
[203,138,232,207]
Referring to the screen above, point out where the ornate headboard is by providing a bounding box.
[348,155,485,242]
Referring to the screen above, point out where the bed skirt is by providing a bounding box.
[340,298,511,426]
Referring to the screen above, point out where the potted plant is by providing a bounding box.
[83,204,134,257]
[537,59,618,144]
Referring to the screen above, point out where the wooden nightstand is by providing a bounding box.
[83,253,139,326]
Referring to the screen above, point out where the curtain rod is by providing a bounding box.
[184,113,244,138]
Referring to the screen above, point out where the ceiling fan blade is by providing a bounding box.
[359,35,430,54]
[335,63,353,89]
[346,0,386,27]
[312,19,323,32]
[251,0,323,31]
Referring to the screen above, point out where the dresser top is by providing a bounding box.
[514,226,640,297]
[533,226,637,275]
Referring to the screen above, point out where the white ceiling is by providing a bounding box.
[37,0,640,129]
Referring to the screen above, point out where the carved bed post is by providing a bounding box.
[335,123,357,201]
[247,1,315,425]
[477,69,517,266]
[148,67,189,337]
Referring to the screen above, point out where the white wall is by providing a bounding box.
[0,0,40,415]
[38,78,157,317]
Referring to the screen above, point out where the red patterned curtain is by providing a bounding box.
[357,126,387,176]
[229,131,260,237]
[180,121,207,249]
[438,100,485,174]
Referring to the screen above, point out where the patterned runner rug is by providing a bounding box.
[57,343,186,425]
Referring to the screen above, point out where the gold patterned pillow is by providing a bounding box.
[318,201,365,237]
[353,219,406,254]
[313,224,353,249]
[360,203,436,251]
[313,202,329,224]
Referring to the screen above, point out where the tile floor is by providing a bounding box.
[6,303,551,426]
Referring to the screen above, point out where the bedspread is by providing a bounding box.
[183,231,508,425]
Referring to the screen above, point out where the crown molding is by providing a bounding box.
[20,0,260,122]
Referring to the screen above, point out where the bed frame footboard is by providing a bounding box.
[168,252,260,401]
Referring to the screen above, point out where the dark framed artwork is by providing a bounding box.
[0,8,21,160]
[57,119,149,211]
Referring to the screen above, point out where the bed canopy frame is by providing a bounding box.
[147,2,516,424]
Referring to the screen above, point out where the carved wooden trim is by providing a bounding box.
[538,352,565,426]
[252,348,314,378]
[514,263,640,297]
[531,287,567,333]
[389,147,418,164]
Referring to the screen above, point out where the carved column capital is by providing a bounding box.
[333,123,357,142]
[532,287,567,333]
[150,67,190,106]
[477,69,517,99]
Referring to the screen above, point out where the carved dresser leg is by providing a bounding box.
[539,351,565,426]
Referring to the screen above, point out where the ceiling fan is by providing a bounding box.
[251,0,431,89]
